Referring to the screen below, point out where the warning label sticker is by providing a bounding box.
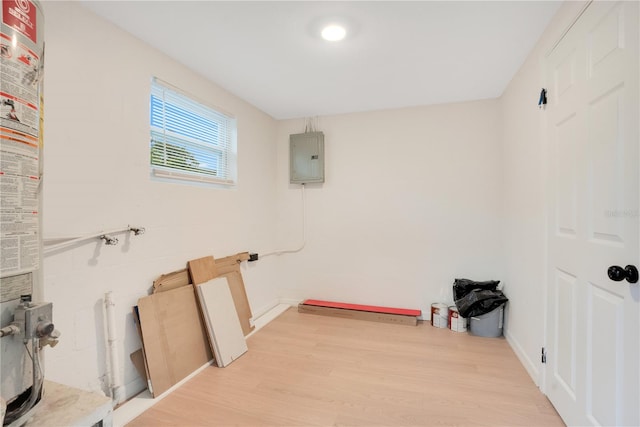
[0,26,40,277]
[0,32,40,135]
[2,0,37,44]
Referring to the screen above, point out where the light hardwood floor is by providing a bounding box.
[128,308,564,426]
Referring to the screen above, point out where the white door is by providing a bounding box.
[546,1,639,426]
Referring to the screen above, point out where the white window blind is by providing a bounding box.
[150,78,236,185]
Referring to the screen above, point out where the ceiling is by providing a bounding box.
[80,1,562,120]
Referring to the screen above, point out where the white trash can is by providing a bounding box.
[469,304,504,337]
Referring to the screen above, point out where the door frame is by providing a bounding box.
[540,0,591,397]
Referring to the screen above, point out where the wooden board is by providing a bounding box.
[214,252,250,275]
[132,306,151,391]
[196,277,248,367]
[215,253,253,335]
[130,349,148,386]
[137,286,212,397]
[222,271,254,336]
[153,253,250,293]
[302,299,422,317]
[185,253,255,336]
[152,268,190,293]
[188,256,218,285]
[298,303,418,326]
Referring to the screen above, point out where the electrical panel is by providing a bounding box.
[290,131,324,184]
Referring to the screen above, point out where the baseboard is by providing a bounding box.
[250,300,281,324]
[279,297,303,307]
[121,377,147,403]
[505,330,540,387]
[246,304,290,338]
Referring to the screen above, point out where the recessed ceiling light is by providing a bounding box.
[321,24,346,42]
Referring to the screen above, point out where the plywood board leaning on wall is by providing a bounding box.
[132,307,151,390]
[187,256,218,285]
[129,349,148,386]
[214,253,253,336]
[195,277,248,367]
[221,271,254,335]
[214,252,250,274]
[152,268,191,293]
[136,286,212,397]
[187,253,254,336]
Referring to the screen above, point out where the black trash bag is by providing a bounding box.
[452,278,500,301]
[454,288,508,318]
[453,278,508,318]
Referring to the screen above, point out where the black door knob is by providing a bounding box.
[607,265,639,284]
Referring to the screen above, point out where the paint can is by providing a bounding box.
[431,303,448,328]
[448,306,467,332]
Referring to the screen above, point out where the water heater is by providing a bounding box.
[0,1,59,425]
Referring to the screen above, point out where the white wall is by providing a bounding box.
[40,2,280,398]
[38,0,592,403]
[275,101,504,314]
[500,1,589,385]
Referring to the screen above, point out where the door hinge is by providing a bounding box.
[541,347,547,364]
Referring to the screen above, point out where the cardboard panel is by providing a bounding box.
[298,303,418,326]
[152,268,190,293]
[137,286,212,397]
[196,277,248,367]
[188,256,218,285]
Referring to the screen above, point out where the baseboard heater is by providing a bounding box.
[298,299,421,326]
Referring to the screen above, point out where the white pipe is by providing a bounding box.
[261,184,306,258]
[104,292,124,405]
[43,225,144,254]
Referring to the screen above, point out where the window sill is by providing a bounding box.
[151,167,235,187]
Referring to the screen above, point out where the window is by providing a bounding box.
[150,78,236,185]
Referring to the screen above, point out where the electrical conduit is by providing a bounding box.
[261,184,306,258]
